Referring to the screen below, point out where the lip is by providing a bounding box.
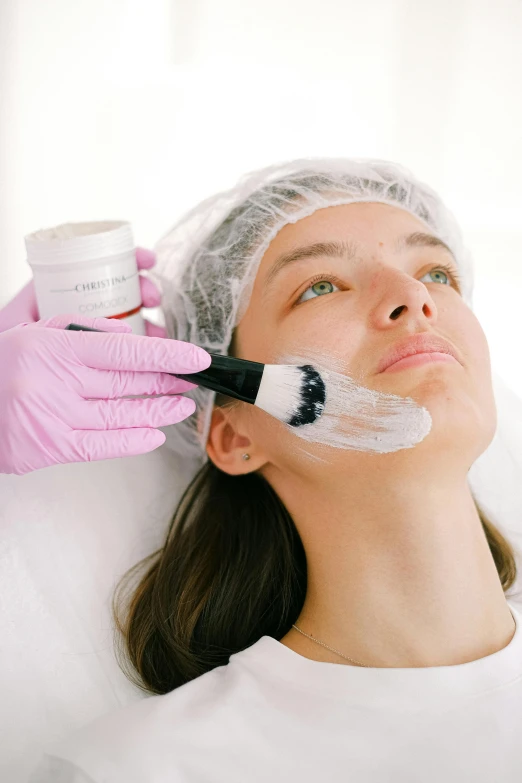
[377,333,462,374]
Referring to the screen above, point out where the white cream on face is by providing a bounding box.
[275,347,432,455]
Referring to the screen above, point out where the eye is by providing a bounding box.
[297,276,341,304]
[420,264,462,291]
[420,267,451,286]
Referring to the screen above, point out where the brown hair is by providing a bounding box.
[112,332,521,696]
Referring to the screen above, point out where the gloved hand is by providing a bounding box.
[0,313,211,475]
[0,247,167,337]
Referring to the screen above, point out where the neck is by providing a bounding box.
[272,464,515,668]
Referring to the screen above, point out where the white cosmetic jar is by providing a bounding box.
[25,220,145,334]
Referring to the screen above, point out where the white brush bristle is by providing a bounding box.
[255,365,305,423]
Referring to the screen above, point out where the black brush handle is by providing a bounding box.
[64,323,263,404]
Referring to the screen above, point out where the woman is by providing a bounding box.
[31,158,522,782]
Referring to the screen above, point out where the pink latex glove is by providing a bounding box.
[0,246,167,337]
[0,313,212,475]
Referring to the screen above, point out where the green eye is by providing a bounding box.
[312,281,335,295]
[298,279,339,303]
[421,269,450,285]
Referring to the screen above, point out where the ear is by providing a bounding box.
[206,405,267,475]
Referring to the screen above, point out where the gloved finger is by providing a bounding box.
[144,318,167,338]
[135,246,156,270]
[80,366,198,398]
[68,330,211,374]
[34,313,133,333]
[75,394,196,430]
[139,273,162,307]
[71,427,166,462]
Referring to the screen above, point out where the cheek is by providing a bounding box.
[270,311,360,370]
[422,306,497,448]
[467,311,497,434]
[458,307,492,377]
[242,398,298,461]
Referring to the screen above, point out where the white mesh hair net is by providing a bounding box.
[150,157,476,466]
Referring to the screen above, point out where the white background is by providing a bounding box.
[1,0,521,393]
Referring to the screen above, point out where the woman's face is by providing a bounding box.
[208,202,496,481]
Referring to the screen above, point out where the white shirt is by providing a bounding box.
[29,600,522,783]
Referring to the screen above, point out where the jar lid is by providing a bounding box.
[25,221,134,265]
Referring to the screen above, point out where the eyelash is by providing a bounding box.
[296,263,463,303]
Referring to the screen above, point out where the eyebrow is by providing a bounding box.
[262,232,456,298]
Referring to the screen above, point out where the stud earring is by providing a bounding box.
[242,453,250,461]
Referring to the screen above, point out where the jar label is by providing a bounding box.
[33,255,142,319]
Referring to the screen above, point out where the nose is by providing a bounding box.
[371,267,437,328]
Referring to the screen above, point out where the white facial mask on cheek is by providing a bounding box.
[275,349,432,455]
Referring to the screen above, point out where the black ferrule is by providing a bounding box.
[171,353,263,404]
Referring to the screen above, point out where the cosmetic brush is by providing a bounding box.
[65,323,327,427]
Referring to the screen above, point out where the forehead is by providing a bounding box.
[256,202,430,278]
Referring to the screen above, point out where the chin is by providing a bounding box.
[383,360,469,399]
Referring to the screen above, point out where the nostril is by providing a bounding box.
[390,305,406,320]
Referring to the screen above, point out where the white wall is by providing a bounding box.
[1,0,521,393]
